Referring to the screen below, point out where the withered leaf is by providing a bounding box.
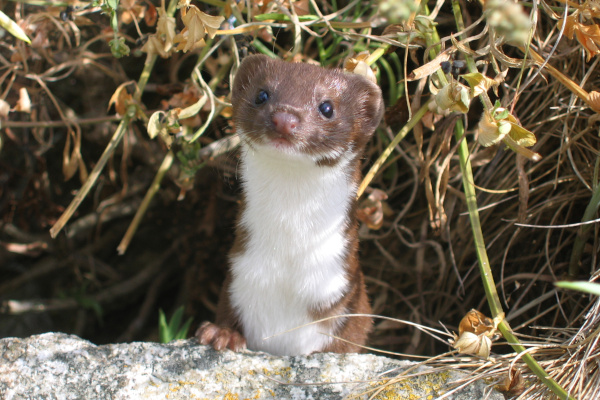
[458,309,495,335]
[561,15,600,61]
[173,6,224,53]
[407,49,453,81]
[108,82,135,116]
[357,188,389,230]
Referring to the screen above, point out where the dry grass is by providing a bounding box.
[1,0,599,398]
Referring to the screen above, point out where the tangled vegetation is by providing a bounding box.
[1,0,600,398]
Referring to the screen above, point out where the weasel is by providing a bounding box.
[196,54,384,356]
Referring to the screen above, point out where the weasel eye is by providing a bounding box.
[255,90,269,105]
[319,101,334,118]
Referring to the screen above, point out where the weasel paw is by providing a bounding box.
[195,321,247,351]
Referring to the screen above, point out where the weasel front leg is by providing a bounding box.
[195,273,247,351]
[195,321,246,351]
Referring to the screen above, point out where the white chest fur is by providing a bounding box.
[229,144,356,355]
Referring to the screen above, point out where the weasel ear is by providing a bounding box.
[349,75,385,138]
[232,54,272,96]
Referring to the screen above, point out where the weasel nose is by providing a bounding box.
[272,112,300,136]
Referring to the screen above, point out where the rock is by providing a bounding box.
[0,332,502,399]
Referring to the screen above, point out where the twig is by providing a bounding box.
[1,239,181,315]
[1,115,121,129]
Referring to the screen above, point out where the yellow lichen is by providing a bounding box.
[369,370,453,400]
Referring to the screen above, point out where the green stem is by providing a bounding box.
[450,1,476,72]
[498,321,574,397]
[251,39,278,59]
[455,121,575,400]
[134,55,157,102]
[378,57,397,105]
[450,2,575,398]
[569,157,600,277]
[455,123,502,315]
[198,0,226,8]
[254,13,319,22]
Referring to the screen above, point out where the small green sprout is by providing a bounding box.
[159,306,194,343]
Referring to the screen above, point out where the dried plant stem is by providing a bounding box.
[49,0,179,239]
[356,44,430,198]
[357,100,431,199]
[117,151,174,255]
[524,47,595,111]
[2,115,121,128]
[49,116,130,238]
[117,41,232,253]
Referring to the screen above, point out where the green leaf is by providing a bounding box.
[498,120,511,135]
[175,317,193,340]
[76,295,104,325]
[109,36,130,58]
[458,85,470,111]
[0,10,31,44]
[461,72,500,97]
[168,307,184,334]
[434,82,470,113]
[106,0,119,11]
[158,309,171,343]
[494,107,509,120]
[555,281,600,296]
[158,306,194,343]
[508,122,536,147]
[111,11,118,31]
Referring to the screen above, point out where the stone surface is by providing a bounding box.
[0,332,502,399]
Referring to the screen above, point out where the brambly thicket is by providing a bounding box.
[1,1,599,398]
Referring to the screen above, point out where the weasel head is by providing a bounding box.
[231,54,384,165]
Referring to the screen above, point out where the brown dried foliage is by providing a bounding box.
[1,1,600,398]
